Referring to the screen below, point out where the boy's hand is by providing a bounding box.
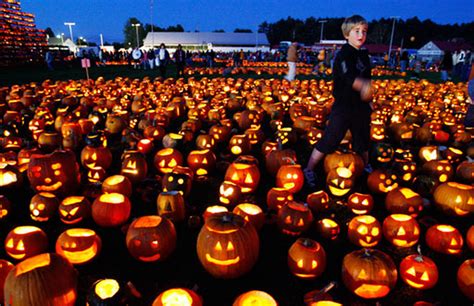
[360,80,373,102]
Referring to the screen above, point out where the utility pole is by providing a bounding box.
[318,20,327,43]
[132,23,140,48]
[388,16,400,59]
[64,22,75,42]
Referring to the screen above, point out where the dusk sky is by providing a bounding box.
[23,0,473,44]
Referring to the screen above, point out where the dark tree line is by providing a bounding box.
[259,17,474,48]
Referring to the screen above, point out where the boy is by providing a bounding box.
[304,15,373,188]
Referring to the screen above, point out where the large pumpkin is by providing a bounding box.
[341,249,397,299]
[55,228,102,265]
[196,212,259,279]
[92,193,131,227]
[324,150,364,178]
[224,155,260,194]
[27,150,81,196]
[457,259,474,301]
[4,253,78,306]
[433,182,474,216]
[5,225,48,261]
[288,238,326,279]
[399,254,438,290]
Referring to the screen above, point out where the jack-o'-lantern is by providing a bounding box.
[276,127,297,146]
[197,212,259,279]
[385,187,424,217]
[209,122,231,143]
[136,138,154,155]
[418,146,440,163]
[394,161,417,183]
[370,123,386,142]
[422,160,454,183]
[92,193,131,227]
[157,191,186,223]
[266,187,293,211]
[457,259,474,301]
[87,279,124,306]
[277,201,313,236]
[162,166,193,197]
[5,225,48,260]
[126,215,177,262]
[324,150,364,178]
[154,148,183,175]
[288,238,326,279]
[3,136,22,151]
[238,109,262,130]
[347,193,374,215]
[27,150,81,196]
[371,142,393,166]
[162,133,184,149]
[347,215,382,248]
[455,161,474,184]
[219,181,242,207]
[265,148,297,177]
[316,218,340,240]
[29,192,59,222]
[195,134,215,150]
[326,167,354,197]
[306,127,324,146]
[87,166,107,184]
[56,228,102,265]
[4,253,78,306]
[61,122,82,150]
[306,190,330,213]
[143,125,166,143]
[229,134,251,156]
[276,163,304,193]
[390,122,414,143]
[341,249,397,299]
[433,182,474,216]
[425,224,463,255]
[224,155,260,194]
[245,125,265,146]
[0,162,22,190]
[233,290,277,306]
[187,149,216,178]
[400,253,438,289]
[102,175,132,197]
[121,150,148,184]
[59,196,92,224]
[394,148,414,162]
[17,146,40,173]
[232,203,265,231]
[367,169,399,194]
[0,195,11,220]
[382,214,420,247]
[153,287,203,306]
[444,147,464,164]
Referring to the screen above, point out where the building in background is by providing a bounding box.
[0,0,47,66]
[143,32,270,53]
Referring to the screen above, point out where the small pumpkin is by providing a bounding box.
[5,225,48,260]
[152,288,203,306]
[347,215,382,248]
[92,193,131,227]
[288,238,326,279]
[457,259,474,301]
[233,290,277,306]
[425,224,463,255]
[55,228,102,265]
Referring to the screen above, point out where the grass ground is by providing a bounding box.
[0,63,458,87]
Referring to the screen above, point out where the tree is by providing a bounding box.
[213,29,225,33]
[45,27,55,38]
[234,28,252,33]
[123,17,146,48]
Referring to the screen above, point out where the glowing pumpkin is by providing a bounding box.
[288,238,326,279]
[55,228,102,265]
[5,226,48,260]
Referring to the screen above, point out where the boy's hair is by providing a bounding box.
[341,15,368,37]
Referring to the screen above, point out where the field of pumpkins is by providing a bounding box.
[0,75,472,305]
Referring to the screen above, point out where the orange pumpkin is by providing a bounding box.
[92,193,131,227]
[288,238,326,279]
[399,253,438,289]
[152,288,203,306]
[5,226,48,261]
[457,259,474,301]
[55,228,102,265]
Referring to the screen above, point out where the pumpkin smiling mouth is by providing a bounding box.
[138,253,161,262]
[205,254,240,265]
[37,182,62,191]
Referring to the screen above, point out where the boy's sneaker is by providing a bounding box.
[364,164,374,174]
[303,168,317,189]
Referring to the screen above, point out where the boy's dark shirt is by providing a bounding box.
[332,43,372,113]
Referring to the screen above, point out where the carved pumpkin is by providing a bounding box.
[418,146,440,163]
[341,249,397,299]
[162,166,193,197]
[457,259,474,301]
[81,145,113,170]
[102,175,132,197]
[0,195,11,220]
[92,193,131,227]
[87,279,124,306]
[153,288,203,306]
[276,163,304,193]
[266,187,293,212]
[347,215,382,248]
[288,238,326,279]
[433,182,474,216]
[232,203,265,231]
[394,160,417,183]
[326,166,354,197]
[29,192,60,222]
[4,253,77,306]
[157,190,186,223]
[154,148,183,175]
[316,218,340,240]
[425,224,463,255]
[400,253,438,289]
[265,148,297,177]
[456,160,474,184]
[277,201,313,236]
[126,215,177,262]
[5,225,48,260]
[187,149,216,178]
[196,212,259,279]
[347,193,374,215]
[0,162,22,190]
[224,155,260,194]
[367,169,399,194]
[56,228,102,265]
[382,214,420,248]
[229,134,251,156]
[219,181,242,207]
[385,187,424,217]
[306,190,330,213]
[120,150,148,184]
[59,196,92,225]
[422,160,454,184]
[324,150,364,178]
[233,290,277,306]
[27,150,81,196]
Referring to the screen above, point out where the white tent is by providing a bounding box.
[417,41,444,62]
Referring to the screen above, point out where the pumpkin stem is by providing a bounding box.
[222,213,233,223]
[300,238,314,247]
[321,281,337,293]
[362,248,371,258]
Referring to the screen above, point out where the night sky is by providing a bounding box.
[22,0,473,44]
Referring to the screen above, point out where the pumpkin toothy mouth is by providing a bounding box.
[205,254,240,265]
[219,197,230,204]
[36,182,63,191]
[372,134,384,140]
[378,183,398,193]
[62,217,83,224]
[283,182,295,190]
[62,245,99,264]
[85,162,97,168]
[6,250,26,260]
[138,253,161,262]
[328,186,350,196]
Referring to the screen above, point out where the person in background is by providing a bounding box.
[400,50,409,73]
[45,50,55,70]
[464,79,474,128]
[174,44,186,78]
[285,42,298,81]
[147,48,155,70]
[440,50,453,81]
[157,43,170,78]
[303,15,373,188]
